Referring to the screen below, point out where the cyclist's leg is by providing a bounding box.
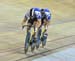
[37,26,42,44]
[32,21,38,43]
[41,20,48,47]
[30,19,37,51]
[33,20,41,48]
[37,19,44,44]
[33,20,39,38]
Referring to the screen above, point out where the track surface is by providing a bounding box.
[0,0,75,61]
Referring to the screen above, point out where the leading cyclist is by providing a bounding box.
[37,8,51,47]
[21,7,41,51]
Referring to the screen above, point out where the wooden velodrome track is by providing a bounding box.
[0,0,75,61]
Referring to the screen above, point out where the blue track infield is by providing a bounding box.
[32,48,75,61]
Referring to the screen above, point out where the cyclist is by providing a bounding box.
[37,8,51,47]
[21,8,41,52]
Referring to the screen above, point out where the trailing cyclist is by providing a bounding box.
[37,8,51,48]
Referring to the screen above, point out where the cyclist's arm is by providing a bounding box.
[21,11,30,26]
[21,18,26,25]
[21,17,27,29]
[43,20,50,32]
